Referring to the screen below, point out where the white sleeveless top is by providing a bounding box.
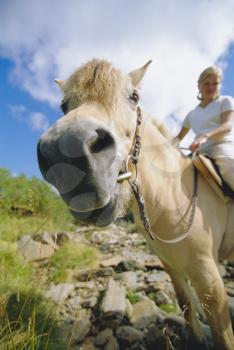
[182,95,234,158]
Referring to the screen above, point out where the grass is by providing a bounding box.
[0,290,64,350]
[0,242,63,349]
[0,211,100,348]
[148,292,178,314]
[48,242,101,283]
[0,215,75,243]
[0,242,33,294]
[127,292,143,304]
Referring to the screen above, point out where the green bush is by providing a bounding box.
[0,167,73,221]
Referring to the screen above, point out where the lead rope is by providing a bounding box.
[119,106,199,244]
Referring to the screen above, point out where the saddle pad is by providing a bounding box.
[192,153,230,202]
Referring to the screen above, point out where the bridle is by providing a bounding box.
[117,106,198,244]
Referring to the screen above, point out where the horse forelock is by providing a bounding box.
[63,58,129,111]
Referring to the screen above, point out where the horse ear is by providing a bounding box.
[54,79,65,90]
[129,60,152,87]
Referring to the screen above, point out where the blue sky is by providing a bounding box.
[1,0,234,178]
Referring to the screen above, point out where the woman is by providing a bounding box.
[175,66,234,191]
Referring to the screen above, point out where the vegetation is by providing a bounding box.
[0,167,99,349]
[48,242,100,283]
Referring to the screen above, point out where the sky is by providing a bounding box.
[1,0,234,178]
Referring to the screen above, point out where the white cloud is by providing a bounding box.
[8,104,49,132]
[29,112,49,132]
[9,104,27,121]
[1,0,234,136]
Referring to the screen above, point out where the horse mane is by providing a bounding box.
[63,58,128,111]
[151,118,173,140]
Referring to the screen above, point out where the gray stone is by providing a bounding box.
[45,283,74,304]
[71,318,91,344]
[34,232,58,250]
[75,281,96,289]
[146,271,170,284]
[121,251,163,269]
[17,235,55,261]
[76,337,97,349]
[116,325,144,344]
[117,259,145,272]
[101,256,123,268]
[101,278,126,315]
[121,271,138,289]
[82,296,98,308]
[156,291,173,305]
[104,336,119,350]
[130,298,160,329]
[66,295,82,310]
[95,328,113,346]
[219,264,227,278]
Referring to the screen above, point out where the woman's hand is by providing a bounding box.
[189,134,209,152]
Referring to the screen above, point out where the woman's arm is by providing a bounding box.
[171,126,190,146]
[176,126,190,141]
[189,110,234,152]
[205,110,234,139]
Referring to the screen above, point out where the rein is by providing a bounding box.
[117,106,198,244]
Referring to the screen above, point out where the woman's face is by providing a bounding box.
[199,74,220,100]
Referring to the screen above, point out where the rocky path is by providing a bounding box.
[17,222,234,350]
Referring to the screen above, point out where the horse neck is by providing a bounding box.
[138,111,191,209]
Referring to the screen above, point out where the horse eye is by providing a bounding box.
[61,100,68,114]
[129,91,139,104]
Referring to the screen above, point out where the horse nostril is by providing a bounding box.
[89,128,115,154]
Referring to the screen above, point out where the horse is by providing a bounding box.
[37,58,234,349]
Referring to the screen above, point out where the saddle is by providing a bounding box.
[192,153,234,202]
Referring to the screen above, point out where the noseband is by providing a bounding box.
[117,106,198,244]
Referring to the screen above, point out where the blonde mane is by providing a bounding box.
[63,58,128,111]
[63,58,174,144]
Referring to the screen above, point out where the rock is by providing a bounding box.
[117,259,145,272]
[156,291,174,305]
[45,283,74,304]
[104,336,119,350]
[75,281,96,289]
[146,271,170,283]
[219,264,227,278]
[96,267,114,277]
[130,298,161,329]
[130,343,147,350]
[77,337,97,349]
[164,315,187,337]
[55,231,71,246]
[116,325,144,344]
[17,235,55,261]
[82,296,98,308]
[71,319,91,344]
[95,328,113,346]
[66,295,82,310]
[145,324,168,350]
[34,232,58,250]
[91,231,105,244]
[125,299,134,319]
[101,278,126,315]
[228,296,234,327]
[101,256,123,268]
[121,271,138,289]
[121,251,163,269]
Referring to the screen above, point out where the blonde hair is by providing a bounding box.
[197,66,223,100]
